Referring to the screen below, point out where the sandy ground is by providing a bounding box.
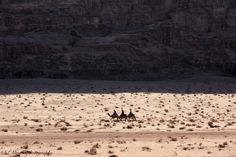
[0,76,236,157]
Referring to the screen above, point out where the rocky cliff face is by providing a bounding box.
[0,0,236,80]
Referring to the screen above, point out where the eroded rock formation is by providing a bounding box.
[0,0,236,80]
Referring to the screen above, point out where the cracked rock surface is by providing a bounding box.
[0,0,236,80]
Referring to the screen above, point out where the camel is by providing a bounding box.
[107,110,119,121]
[119,108,127,121]
[127,109,136,121]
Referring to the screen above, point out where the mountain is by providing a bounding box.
[0,0,236,80]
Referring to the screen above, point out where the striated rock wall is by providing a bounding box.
[0,0,236,80]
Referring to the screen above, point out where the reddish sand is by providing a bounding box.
[0,76,236,157]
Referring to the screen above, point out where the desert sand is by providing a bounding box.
[0,76,236,157]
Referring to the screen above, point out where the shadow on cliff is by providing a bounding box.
[0,76,236,95]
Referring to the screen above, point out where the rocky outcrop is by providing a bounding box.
[0,0,236,80]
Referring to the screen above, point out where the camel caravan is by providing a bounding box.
[107,108,136,122]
